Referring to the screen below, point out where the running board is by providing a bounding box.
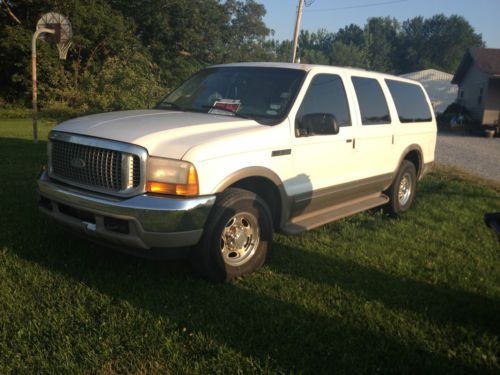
[282,193,389,234]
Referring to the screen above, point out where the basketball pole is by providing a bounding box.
[32,27,55,144]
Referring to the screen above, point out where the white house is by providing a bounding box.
[401,69,458,114]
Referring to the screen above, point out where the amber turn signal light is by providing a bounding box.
[146,165,199,196]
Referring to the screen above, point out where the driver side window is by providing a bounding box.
[296,74,351,132]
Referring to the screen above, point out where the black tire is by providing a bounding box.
[383,160,417,216]
[192,188,273,282]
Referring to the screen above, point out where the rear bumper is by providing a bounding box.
[37,170,215,253]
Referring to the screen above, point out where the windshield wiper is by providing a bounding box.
[157,101,183,111]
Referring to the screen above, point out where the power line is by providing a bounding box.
[303,0,409,12]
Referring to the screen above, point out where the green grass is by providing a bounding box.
[0,118,499,374]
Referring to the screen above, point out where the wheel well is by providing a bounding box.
[228,177,282,230]
[404,150,422,177]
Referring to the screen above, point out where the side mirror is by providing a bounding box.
[297,113,339,137]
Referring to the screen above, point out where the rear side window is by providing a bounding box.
[297,74,351,126]
[385,79,432,123]
[352,77,391,125]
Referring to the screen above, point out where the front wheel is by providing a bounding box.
[192,188,273,282]
[383,160,417,216]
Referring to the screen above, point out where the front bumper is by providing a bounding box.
[37,170,216,253]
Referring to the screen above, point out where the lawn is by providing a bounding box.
[0,117,499,374]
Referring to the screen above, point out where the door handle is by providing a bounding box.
[346,139,352,143]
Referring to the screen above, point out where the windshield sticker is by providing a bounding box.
[270,103,281,110]
[209,99,241,116]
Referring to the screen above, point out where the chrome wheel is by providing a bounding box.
[398,173,412,206]
[220,212,260,267]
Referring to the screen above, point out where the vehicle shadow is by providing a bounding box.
[0,137,497,373]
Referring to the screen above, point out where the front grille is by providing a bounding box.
[133,156,140,187]
[51,140,140,192]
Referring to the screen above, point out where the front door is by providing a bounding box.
[288,73,359,215]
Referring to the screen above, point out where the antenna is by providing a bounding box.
[32,12,72,144]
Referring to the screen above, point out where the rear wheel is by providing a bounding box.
[384,160,417,216]
[192,188,273,282]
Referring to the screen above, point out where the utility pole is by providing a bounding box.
[291,0,304,63]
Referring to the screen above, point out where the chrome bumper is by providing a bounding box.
[37,171,215,252]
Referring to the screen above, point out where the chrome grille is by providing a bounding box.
[51,140,141,192]
[132,156,140,187]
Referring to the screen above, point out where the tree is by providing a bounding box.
[422,14,484,73]
[364,17,400,73]
[330,41,367,68]
[335,24,364,47]
[0,0,162,109]
[396,14,484,74]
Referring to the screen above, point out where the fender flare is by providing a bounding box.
[394,144,424,182]
[213,166,291,227]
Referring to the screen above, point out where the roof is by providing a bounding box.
[401,69,454,82]
[452,48,500,84]
[209,62,419,83]
[211,61,364,72]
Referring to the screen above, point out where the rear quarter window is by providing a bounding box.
[385,79,432,123]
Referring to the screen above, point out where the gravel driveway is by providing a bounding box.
[435,133,500,182]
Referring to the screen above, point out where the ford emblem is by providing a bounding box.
[70,158,86,169]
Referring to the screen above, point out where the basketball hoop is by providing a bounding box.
[36,12,72,60]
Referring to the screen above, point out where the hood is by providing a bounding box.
[54,109,262,159]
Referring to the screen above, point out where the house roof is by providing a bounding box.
[452,48,500,84]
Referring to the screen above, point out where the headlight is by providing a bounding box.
[146,157,199,196]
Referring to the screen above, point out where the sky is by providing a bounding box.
[258,0,500,48]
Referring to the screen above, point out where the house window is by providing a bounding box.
[478,88,483,105]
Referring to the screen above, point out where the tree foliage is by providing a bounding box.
[0,1,485,111]
[273,14,484,74]
[0,0,271,109]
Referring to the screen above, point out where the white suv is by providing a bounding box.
[37,62,436,281]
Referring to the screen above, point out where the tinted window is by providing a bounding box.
[297,74,351,127]
[385,79,432,123]
[352,77,391,125]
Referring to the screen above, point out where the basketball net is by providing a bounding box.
[57,40,72,60]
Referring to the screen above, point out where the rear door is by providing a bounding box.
[350,76,395,184]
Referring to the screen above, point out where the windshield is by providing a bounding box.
[157,67,306,125]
